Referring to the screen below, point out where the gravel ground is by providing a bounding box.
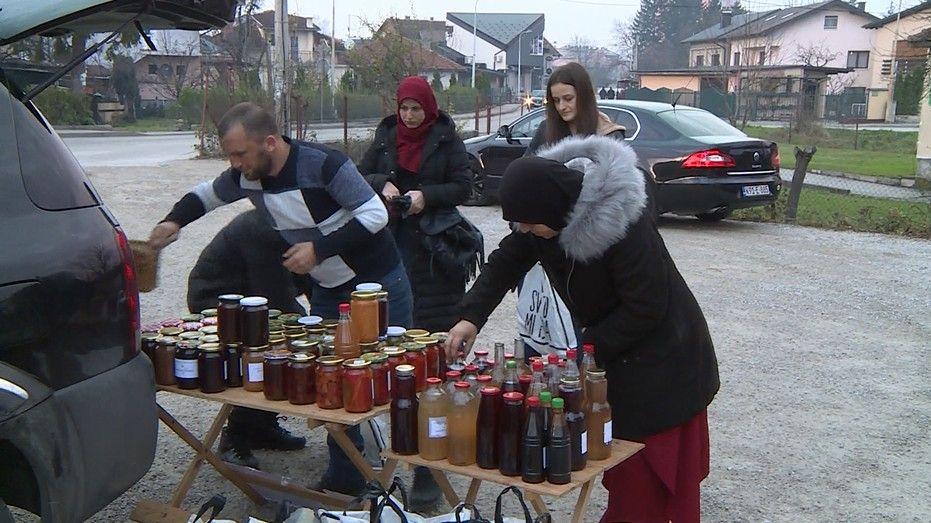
[44,158,930,522]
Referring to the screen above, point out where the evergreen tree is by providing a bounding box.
[633,0,703,69]
[431,72,444,92]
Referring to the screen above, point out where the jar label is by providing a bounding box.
[428,416,448,438]
[248,362,264,382]
[604,420,613,444]
[174,359,198,379]
[581,431,588,455]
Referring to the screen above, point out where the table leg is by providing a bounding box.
[428,469,460,507]
[379,458,399,486]
[170,403,232,507]
[526,492,548,517]
[157,405,264,505]
[570,479,595,523]
[464,479,482,505]
[325,422,378,482]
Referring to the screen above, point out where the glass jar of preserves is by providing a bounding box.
[268,309,282,320]
[200,308,218,318]
[290,339,319,357]
[154,336,178,386]
[299,315,323,329]
[359,341,380,354]
[385,326,407,347]
[141,332,159,362]
[362,352,390,406]
[285,331,306,348]
[381,346,406,395]
[225,343,243,387]
[242,345,268,392]
[350,291,380,344]
[174,342,200,390]
[269,334,289,353]
[390,364,419,455]
[181,313,204,323]
[416,336,441,379]
[342,359,374,413]
[199,325,219,337]
[286,353,316,405]
[198,343,227,394]
[585,368,612,461]
[375,291,389,339]
[315,356,344,409]
[200,334,220,345]
[159,326,183,338]
[404,329,429,342]
[401,342,427,392]
[322,319,338,336]
[279,313,302,326]
[240,296,269,347]
[201,316,218,327]
[263,350,290,401]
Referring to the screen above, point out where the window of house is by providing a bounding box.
[711,54,721,66]
[847,50,869,68]
[733,52,741,66]
[695,55,705,67]
[758,50,766,65]
[176,65,186,77]
[824,15,838,29]
[148,63,157,75]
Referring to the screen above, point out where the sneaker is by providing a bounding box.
[248,419,306,451]
[409,466,442,513]
[220,447,260,469]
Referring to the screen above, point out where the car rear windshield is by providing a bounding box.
[656,109,745,138]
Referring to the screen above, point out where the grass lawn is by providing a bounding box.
[112,117,184,132]
[732,186,930,238]
[742,125,918,179]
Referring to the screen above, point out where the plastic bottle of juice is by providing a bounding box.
[547,397,572,485]
[585,368,612,461]
[448,381,478,466]
[333,303,359,359]
[418,377,448,461]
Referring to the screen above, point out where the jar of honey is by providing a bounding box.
[174,341,200,390]
[225,343,243,387]
[342,359,374,413]
[362,352,391,406]
[198,343,227,394]
[242,345,268,392]
[263,349,290,401]
[286,353,316,405]
[239,296,269,347]
[315,356,344,409]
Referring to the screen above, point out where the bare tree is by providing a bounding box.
[793,43,838,68]
[139,30,203,101]
[825,71,856,95]
[706,30,784,128]
[344,16,426,103]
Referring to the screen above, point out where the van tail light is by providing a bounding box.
[681,149,736,169]
[771,144,781,170]
[114,227,141,353]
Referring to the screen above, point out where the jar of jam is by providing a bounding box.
[285,332,306,349]
[200,308,218,318]
[362,352,391,406]
[263,349,290,401]
[316,356,344,409]
[201,316,218,327]
[181,313,204,323]
[240,296,269,347]
[218,294,244,345]
[242,345,268,392]
[359,341,380,354]
[200,334,220,345]
[386,326,407,347]
[154,337,178,386]
[141,332,159,362]
[322,319,338,336]
[174,341,200,390]
[375,291,389,339]
[179,331,203,343]
[404,329,429,342]
[279,312,302,325]
[350,291,380,344]
[159,326,183,338]
[401,342,427,392]
[416,336,441,379]
[342,359,374,413]
[225,343,243,387]
[290,339,319,356]
[321,335,335,356]
[286,353,316,405]
[299,315,323,327]
[381,346,406,395]
[198,343,227,394]
[269,334,289,353]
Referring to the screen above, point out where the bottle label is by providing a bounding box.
[604,420,613,444]
[174,359,198,379]
[428,416,448,438]
[248,362,263,382]
[581,431,588,455]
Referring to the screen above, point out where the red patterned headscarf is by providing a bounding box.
[396,76,439,173]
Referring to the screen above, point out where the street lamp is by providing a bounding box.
[471,0,478,88]
[517,29,532,103]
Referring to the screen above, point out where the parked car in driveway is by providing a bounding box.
[523,89,546,109]
[0,1,235,521]
[464,100,781,221]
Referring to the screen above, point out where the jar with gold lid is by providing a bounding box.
[242,345,268,392]
[290,339,319,357]
[342,359,373,413]
[269,334,289,353]
[315,356,344,409]
[263,350,290,401]
[198,343,226,394]
[154,336,178,386]
[287,352,316,405]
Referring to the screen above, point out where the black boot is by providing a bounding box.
[217,428,260,469]
[309,475,366,497]
[409,466,442,514]
[247,417,306,451]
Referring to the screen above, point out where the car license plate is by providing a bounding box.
[741,185,771,197]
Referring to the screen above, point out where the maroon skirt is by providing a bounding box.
[600,410,710,523]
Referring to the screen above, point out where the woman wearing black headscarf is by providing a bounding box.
[445,135,720,522]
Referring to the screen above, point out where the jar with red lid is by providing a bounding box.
[263,350,290,401]
[315,356,344,409]
[286,353,316,405]
[342,359,374,413]
[401,342,427,392]
[362,352,390,406]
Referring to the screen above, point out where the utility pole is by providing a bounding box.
[471,1,478,88]
[274,0,291,132]
[884,0,903,123]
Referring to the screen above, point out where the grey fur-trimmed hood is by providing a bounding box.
[536,135,646,263]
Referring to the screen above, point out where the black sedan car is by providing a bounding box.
[464,100,781,221]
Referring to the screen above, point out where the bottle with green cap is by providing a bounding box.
[539,390,553,450]
[501,359,521,394]
[547,397,572,484]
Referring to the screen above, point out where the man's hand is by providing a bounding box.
[406,190,425,215]
[149,221,180,250]
[382,181,401,201]
[282,242,317,274]
[445,320,478,363]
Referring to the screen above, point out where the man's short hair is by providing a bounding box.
[217,102,278,140]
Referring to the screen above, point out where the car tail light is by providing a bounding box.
[114,227,141,353]
[681,149,736,169]
[771,144,781,170]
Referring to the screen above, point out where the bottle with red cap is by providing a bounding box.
[498,391,524,476]
[418,377,448,461]
[563,347,581,383]
[444,370,462,396]
[334,302,360,359]
[448,381,478,466]
[462,364,479,392]
[580,343,597,391]
[546,353,562,398]
[521,395,545,483]
[476,386,501,469]
[473,349,493,375]
[527,360,548,400]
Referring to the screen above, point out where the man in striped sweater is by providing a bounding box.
[149,102,414,495]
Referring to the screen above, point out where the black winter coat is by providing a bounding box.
[187,210,306,315]
[358,112,472,332]
[459,136,719,440]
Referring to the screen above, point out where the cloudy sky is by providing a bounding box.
[258,0,918,50]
